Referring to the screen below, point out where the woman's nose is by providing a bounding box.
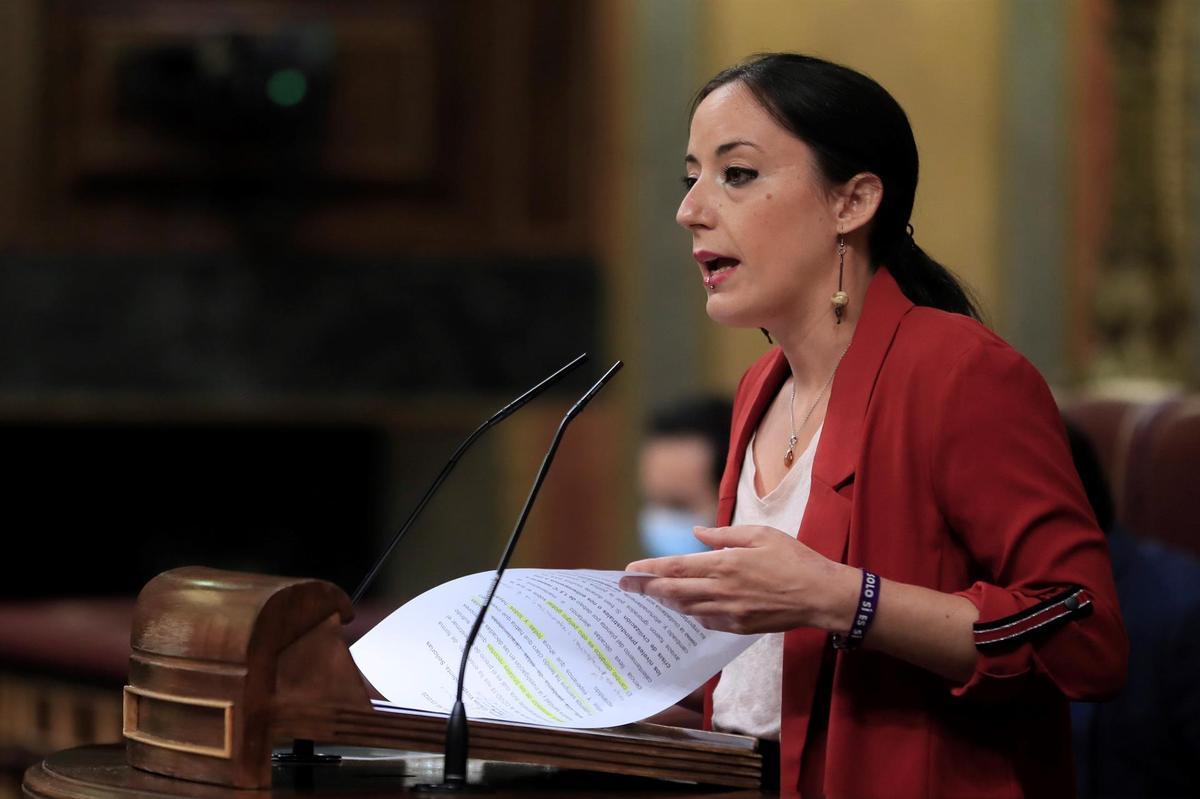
[676,183,713,230]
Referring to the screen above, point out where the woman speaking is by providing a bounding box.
[620,54,1127,798]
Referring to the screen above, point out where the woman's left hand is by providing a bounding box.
[619,525,861,634]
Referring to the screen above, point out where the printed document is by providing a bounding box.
[351,569,759,729]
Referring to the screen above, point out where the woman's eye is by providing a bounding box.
[681,175,698,191]
[722,166,758,186]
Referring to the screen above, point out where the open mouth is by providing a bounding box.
[705,256,740,275]
[702,256,740,289]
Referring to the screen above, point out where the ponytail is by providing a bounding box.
[886,231,982,321]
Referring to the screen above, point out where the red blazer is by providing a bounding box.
[704,269,1127,798]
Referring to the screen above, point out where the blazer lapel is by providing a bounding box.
[797,267,914,560]
[715,350,790,525]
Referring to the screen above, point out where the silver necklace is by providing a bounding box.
[784,346,850,467]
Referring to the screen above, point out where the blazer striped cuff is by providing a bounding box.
[972,586,1093,651]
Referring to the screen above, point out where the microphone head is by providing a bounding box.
[572,360,622,412]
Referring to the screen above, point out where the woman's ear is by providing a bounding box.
[834,172,883,234]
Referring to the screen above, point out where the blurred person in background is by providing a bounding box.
[637,396,732,558]
[1065,422,1200,799]
[636,396,731,731]
[620,53,1127,797]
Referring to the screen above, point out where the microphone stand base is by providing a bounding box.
[271,739,342,765]
[410,782,492,793]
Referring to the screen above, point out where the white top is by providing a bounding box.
[710,425,821,740]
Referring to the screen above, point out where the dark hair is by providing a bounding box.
[694,53,980,320]
[1063,421,1115,534]
[647,396,733,488]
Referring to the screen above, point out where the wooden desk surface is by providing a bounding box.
[24,746,774,799]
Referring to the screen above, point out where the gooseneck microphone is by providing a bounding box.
[416,360,623,793]
[350,352,588,605]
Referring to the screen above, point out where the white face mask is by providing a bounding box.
[637,505,711,558]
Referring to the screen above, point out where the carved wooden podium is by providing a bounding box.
[109,567,762,792]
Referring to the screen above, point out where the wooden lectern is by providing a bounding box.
[106,567,761,793]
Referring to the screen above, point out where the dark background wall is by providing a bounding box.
[0,0,622,604]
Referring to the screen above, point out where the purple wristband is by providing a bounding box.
[831,569,879,650]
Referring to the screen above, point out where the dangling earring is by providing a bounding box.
[831,234,849,324]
